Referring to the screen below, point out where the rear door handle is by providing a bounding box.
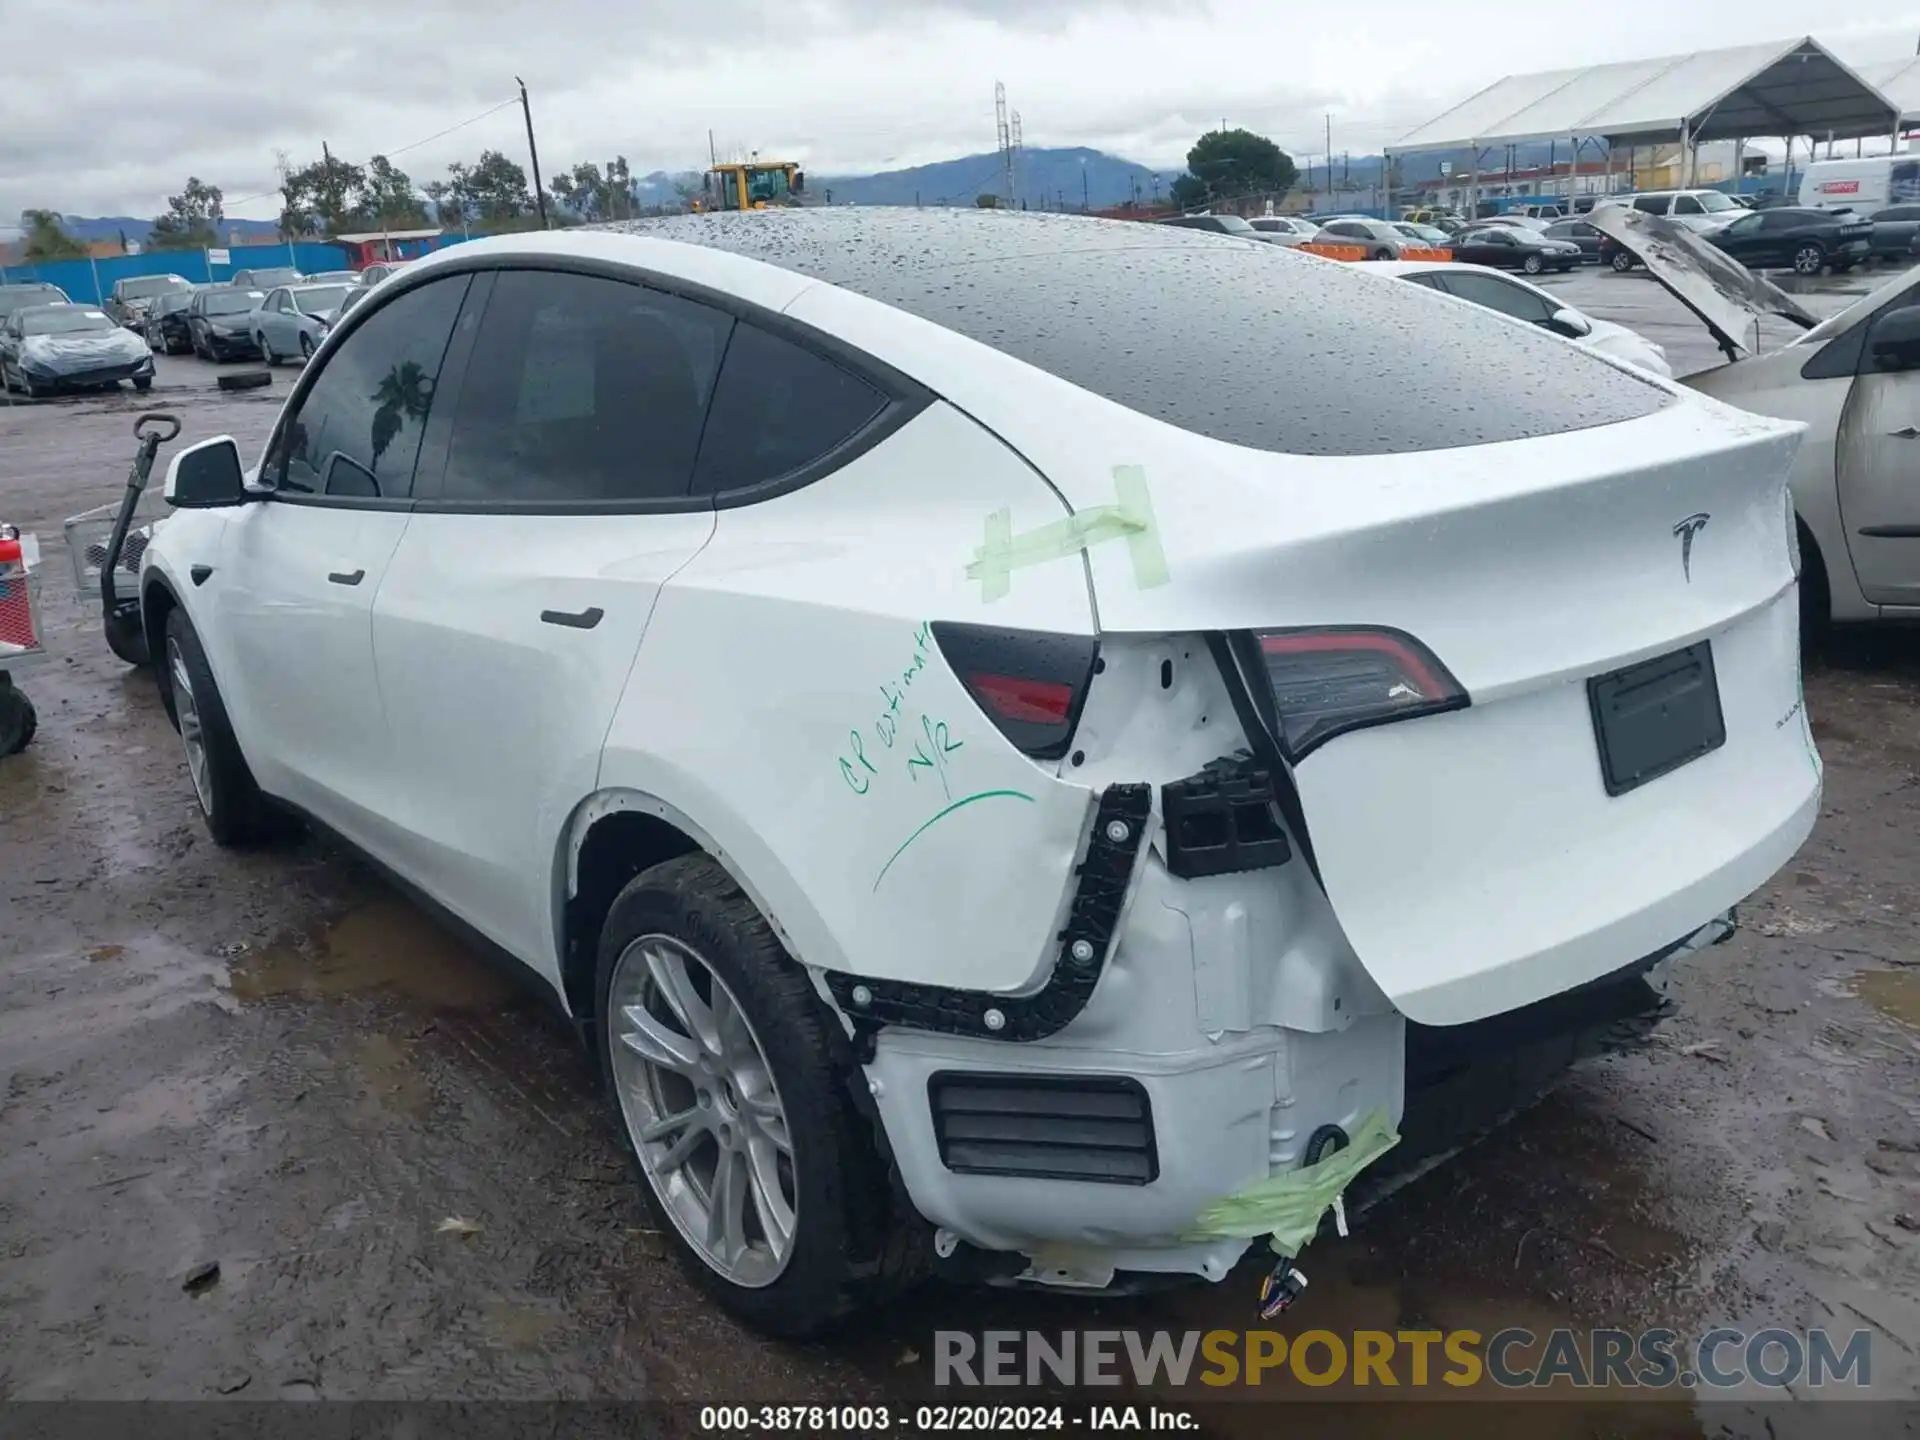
[540,606,604,630]
[328,569,365,586]
[1890,426,1920,440]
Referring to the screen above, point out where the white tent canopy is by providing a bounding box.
[1390,36,1900,156]
[1859,57,1920,127]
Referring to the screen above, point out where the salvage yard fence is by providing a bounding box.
[0,243,352,306]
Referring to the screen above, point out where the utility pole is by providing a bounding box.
[1082,165,1089,212]
[1325,114,1333,199]
[516,77,549,229]
[995,82,1013,205]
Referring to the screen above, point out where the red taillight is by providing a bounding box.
[1255,626,1466,760]
[931,622,1098,761]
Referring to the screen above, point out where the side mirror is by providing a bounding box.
[1867,307,1920,373]
[164,436,249,509]
[1549,307,1593,339]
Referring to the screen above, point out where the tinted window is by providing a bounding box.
[1673,196,1703,215]
[1633,196,1671,215]
[441,269,731,505]
[690,323,886,497]
[624,210,1667,457]
[1761,210,1808,231]
[267,275,468,500]
[1441,273,1556,325]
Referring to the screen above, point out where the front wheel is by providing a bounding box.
[256,334,275,365]
[595,853,924,1337]
[132,376,152,393]
[299,334,315,360]
[162,609,275,846]
[1792,244,1825,276]
[1611,250,1635,273]
[1522,253,1544,274]
[0,675,36,755]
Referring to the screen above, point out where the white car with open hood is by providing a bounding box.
[135,212,1820,1336]
[1591,203,1920,630]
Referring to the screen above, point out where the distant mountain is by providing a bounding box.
[815,148,1182,210]
[50,215,285,248]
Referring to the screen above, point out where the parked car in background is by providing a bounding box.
[143,288,198,355]
[1708,206,1872,276]
[1375,260,1670,376]
[303,270,359,284]
[1506,203,1566,221]
[229,267,303,288]
[1392,222,1455,248]
[1401,208,1462,229]
[1310,218,1413,259]
[105,273,192,330]
[1543,218,1603,261]
[1798,155,1920,215]
[1,303,154,396]
[1248,216,1319,246]
[251,283,354,363]
[1158,214,1261,239]
[1593,203,1920,635]
[1867,204,1920,262]
[139,214,1816,1337]
[1450,225,1582,274]
[1476,214,1550,232]
[356,259,414,286]
[186,287,267,361]
[332,285,372,320]
[0,282,69,323]
[1618,190,1743,234]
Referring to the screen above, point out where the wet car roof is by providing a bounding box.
[606,209,1668,457]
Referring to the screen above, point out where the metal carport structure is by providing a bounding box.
[1387,36,1901,209]
[1859,57,1920,128]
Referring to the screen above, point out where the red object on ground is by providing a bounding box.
[0,536,40,651]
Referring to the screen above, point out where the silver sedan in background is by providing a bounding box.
[250,283,354,363]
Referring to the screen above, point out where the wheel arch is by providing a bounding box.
[141,571,183,721]
[557,786,834,1032]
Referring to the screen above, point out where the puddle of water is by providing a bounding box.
[1850,970,1920,1030]
[230,898,514,1008]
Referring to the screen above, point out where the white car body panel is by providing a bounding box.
[599,401,1099,995]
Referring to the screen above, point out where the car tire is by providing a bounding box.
[1792,243,1825,276]
[299,334,315,360]
[0,676,36,756]
[257,334,276,365]
[132,376,152,392]
[1797,519,1830,654]
[1610,250,1635,273]
[1373,248,1392,261]
[1522,253,1544,274]
[595,852,926,1338]
[162,608,275,847]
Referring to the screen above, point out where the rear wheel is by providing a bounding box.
[0,675,36,756]
[1611,250,1635,273]
[1792,243,1825,276]
[1372,248,1392,261]
[596,853,924,1337]
[1522,253,1544,274]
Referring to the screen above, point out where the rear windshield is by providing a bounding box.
[618,211,1667,457]
[291,285,352,313]
[120,276,190,299]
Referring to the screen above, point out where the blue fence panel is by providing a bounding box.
[0,242,350,305]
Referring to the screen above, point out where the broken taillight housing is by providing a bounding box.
[931,621,1099,760]
[1255,626,1467,761]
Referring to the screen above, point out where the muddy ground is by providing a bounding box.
[3,271,1919,1432]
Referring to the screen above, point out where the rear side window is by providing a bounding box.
[691,323,886,498]
[268,274,469,500]
[1633,196,1671,215]
[441,270,732,505]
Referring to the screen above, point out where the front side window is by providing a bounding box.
[440,269,732,505]
[267,275,469,500]
[1673,196,1704,215]
[690,322,887,498]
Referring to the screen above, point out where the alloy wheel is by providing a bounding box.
[607,934,797,1288]
[1794,246,1824,276]
[167,638,213,815]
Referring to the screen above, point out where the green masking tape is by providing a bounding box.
[965,465,1171,600]
[1183,1108,1401,1258]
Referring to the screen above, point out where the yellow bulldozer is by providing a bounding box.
[697,160,806,212]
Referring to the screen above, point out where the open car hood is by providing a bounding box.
[1586,205,1819,361]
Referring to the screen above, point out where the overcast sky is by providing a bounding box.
[2,1,1916,222]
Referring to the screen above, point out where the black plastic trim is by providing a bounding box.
[1160,754,1292,879]
[927,1072,1159,1185]
[824,783,1150,1045]
[1206,633,1323,888]
[1587,640,1726,798]
[540,606,604,629]
[188,565,212,586]
[1859,524,1920,539]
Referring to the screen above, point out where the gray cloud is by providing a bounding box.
[3,0,1916,222]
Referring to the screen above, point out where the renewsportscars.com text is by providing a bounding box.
[935,1327,1873,1390]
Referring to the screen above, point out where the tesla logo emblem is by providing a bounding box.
[1673,513,1710,581]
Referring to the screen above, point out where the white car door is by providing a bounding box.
[216,272,472,839]
[1836,302,1920,605]
[370,267,728,972]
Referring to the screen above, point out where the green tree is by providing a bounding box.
[1174,128,1297,207]
[277,152,365,239]
[552,156,637,223]
[442,150,531,227]
[19,209,85,260]
[148,176,225,250]
[353,155,428,231]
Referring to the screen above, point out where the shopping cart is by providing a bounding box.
[61,412,180,667]
[0,524,46,754]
